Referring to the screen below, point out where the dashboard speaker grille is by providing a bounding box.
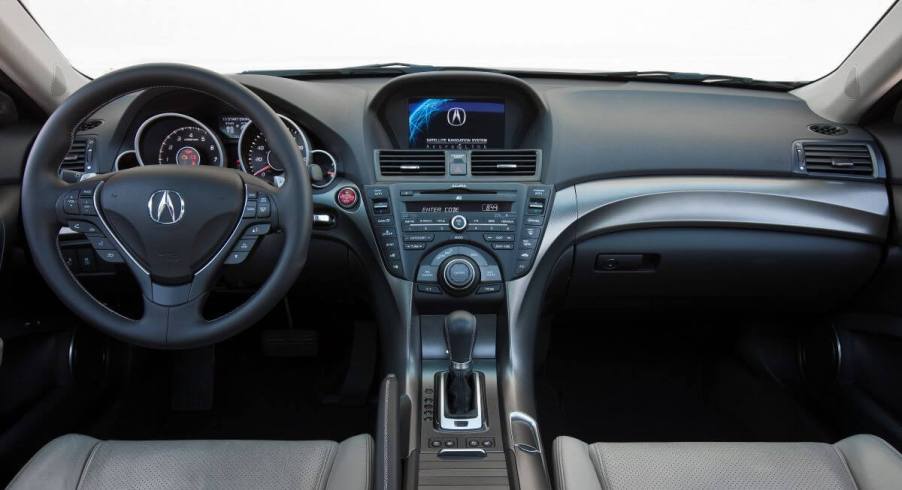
[799,142,874,176]
[470,150,539,176]
[807,123,847,136]
[378,150,446,176]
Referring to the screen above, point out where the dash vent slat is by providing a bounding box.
[799,142,874,176]
[59,139,88,173]
[470,150,539,176]
[378,150,446,176]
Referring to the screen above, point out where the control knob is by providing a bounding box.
[450,214,468,232]
[439,255,480,295]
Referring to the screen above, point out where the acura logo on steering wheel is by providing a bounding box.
[148,190,185,224]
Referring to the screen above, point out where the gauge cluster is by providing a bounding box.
[130,109,338,190]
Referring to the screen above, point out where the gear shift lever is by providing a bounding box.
[444,310,477,417]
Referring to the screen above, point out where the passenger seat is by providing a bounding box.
[553,434,902,489]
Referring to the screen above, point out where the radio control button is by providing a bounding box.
[517,250,534,261]
[375,216,394,227]
[403,242,426,250]
[519,239,537,250]
[379,228,396,238]
[450,215,468,231]
[525,216,544,226]
[403,233,434,242]
[417,265,439,283]
[515,261,531,276]
[492,242,514,250]
[523,226,541,238]
[479,265,502,283]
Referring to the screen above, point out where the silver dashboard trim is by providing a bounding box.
[237,113,311,174]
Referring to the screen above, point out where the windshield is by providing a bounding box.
[23,0,896,82]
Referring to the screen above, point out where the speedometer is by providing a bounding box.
[158,126,222,166]
[239,115,310,187]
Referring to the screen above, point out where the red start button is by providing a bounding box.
[336,186,359,209]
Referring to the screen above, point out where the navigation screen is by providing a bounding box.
[408,98,505,149]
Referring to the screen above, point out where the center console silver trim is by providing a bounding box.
[437,371,485,431]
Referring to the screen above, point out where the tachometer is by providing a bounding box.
[239,115,310,187]
[158,126,222,166]
[309,150,337,189]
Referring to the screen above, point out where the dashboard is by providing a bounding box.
[62,71,893,310]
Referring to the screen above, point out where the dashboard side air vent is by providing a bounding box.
[807,123,847,136]
[59,139,88,174]
[377,150,446,176]
[78,119,103,131]
[795,141,876,177]
[470,150,539,176]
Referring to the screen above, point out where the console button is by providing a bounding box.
[375,216,394,227]
[367,187,389,199]
[385,249,401,261]
[523,227,541,238]
[337,187,360,209]
[417,265,438,283]
[479,265,502,283]
[514,261,531,275]
[78,250,96,271]
[519,239,537,250]
[382,239,398,250]
[387,261,404,275]
[379,228,396,238]
[517,250,534,261]
[525,216,544,226]
[256,196,271,218]
[403,233,434,242]
[492,242,514,250]
[417,284,442,294]
[243,201,258,218]
[403,242,426,250]
[529,187,549,198]
[477,284,502,294]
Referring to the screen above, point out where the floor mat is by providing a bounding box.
[536,312,837,448]
[82,312,376,442]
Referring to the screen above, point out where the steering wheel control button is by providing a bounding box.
[62,191,80,214]
[256,195,271,218]
[79,198,97,215]
[97,250,124,263]
[337,186,359,209]
[234,238,257,252]
[68,221,99,234]
[89,236,113,250]
[242,201,258,218]
[225,251,249,265]
[450,215,468,232]
[244,223,271,236]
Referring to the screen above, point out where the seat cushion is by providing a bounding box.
[553,434,902,490]
[7,434,372,490]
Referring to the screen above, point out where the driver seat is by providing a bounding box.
[7,434,372,490]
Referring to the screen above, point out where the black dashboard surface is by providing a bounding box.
[79,72,882,192]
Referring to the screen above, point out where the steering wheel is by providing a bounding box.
[21,64,312,349]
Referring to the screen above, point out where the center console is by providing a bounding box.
[364,183,552,298]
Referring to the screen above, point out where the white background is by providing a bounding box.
[23,0,895,81]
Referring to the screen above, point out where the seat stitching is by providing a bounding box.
[831,444,860,490]
[315,442,338,490]
[590,444,613,490]
[367,435,374,490]
[75,440,103,490]
[553,438,566,490]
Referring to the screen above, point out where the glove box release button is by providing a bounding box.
[595,254,646,271]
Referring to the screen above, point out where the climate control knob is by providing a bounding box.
[450,214,468,232]
[439,255,479,295]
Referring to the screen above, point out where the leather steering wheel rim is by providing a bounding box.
[21,63,312,349]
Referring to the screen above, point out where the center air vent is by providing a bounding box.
[59,139,88,174]
[796,141,875,177]
[378,150,445,176]
[470,150,539,176]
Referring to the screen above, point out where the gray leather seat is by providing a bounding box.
[7,433,372,490]
[554,434,902,490]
